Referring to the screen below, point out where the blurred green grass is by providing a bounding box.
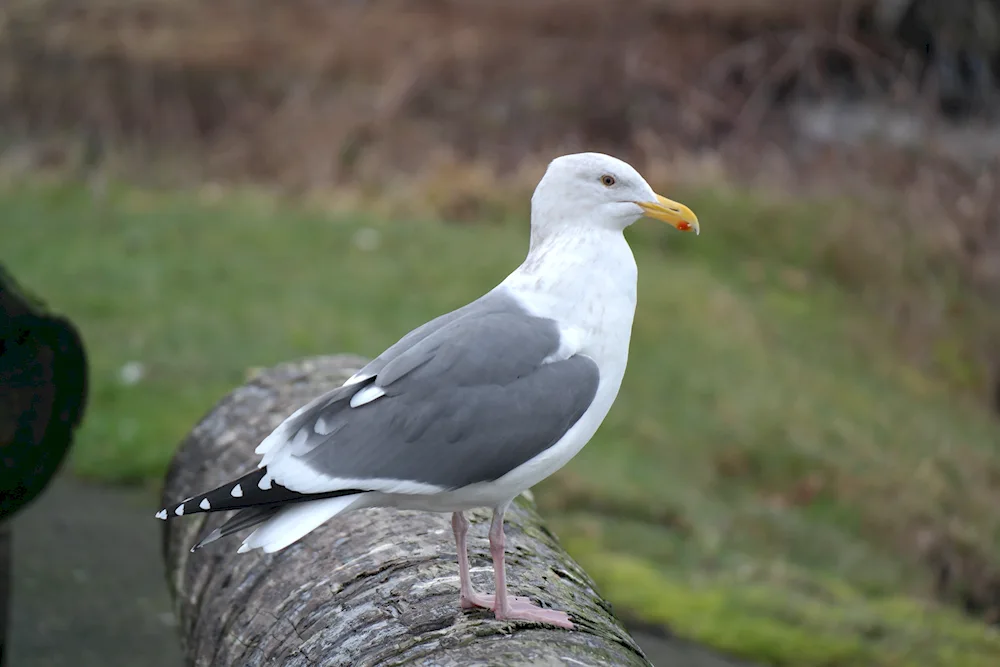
[2,179,999,665]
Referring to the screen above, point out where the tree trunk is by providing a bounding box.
[161,354,653,667]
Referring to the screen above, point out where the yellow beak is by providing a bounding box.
[636,194,700,235]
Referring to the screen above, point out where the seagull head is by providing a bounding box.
[531,152,699,235]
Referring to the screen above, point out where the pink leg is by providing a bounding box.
[451,511,532,610]
[452,511,492,609]
[487,504,574,629]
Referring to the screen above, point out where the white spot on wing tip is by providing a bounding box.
[174,504,185,516]
[258,473,273,490]
[199,498,211,510]
[155,509,168,520]
[237,543,251,554]
[231,484,243,498]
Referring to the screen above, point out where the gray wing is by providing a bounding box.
[251,295,493,459]
[347,295,488,382]
[260,290,600,493]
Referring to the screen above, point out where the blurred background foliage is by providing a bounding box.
[2,1,1000,665]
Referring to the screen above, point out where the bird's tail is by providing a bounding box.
[236,494,363,554]
[190,505,282,552]
[188,492,366,554]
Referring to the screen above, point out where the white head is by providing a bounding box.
[530,152,699,239]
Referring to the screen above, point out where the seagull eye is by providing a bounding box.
[600,174,616,187]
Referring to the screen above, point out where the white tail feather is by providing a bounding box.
[238,494,363,554]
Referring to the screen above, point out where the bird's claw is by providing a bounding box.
[460,592,574,629]
[495,599,574,629]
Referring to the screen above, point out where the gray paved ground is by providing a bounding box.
[8,476,748,667]
[8,477,181,667]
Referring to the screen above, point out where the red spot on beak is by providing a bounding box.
[677,222,692,231]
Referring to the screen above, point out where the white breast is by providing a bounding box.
[501,226,637,373]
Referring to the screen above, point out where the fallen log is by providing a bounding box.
[161,354,652,667]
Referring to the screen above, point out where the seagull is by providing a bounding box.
[156,152,699,629]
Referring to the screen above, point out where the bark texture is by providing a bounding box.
[162,355,652,667]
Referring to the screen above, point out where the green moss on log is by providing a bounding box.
[564,538,1000,667]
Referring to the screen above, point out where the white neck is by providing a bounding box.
[497,225,638,367]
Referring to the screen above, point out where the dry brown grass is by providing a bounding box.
[0,0,891,183]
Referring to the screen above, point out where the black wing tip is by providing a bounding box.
[155,494,215,521]
[156,467,273,522]
[156,467,297,524]
[160,467,363,529]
